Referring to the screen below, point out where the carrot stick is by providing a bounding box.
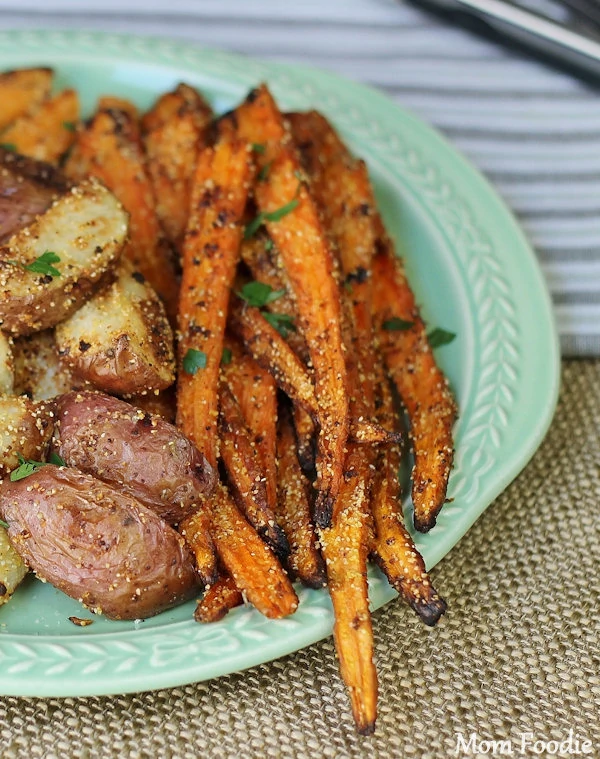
[0,68,53,130]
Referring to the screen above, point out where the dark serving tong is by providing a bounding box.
[410,0,600,83]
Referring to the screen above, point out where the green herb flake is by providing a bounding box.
[427,328,456,348]
[251,143,266,154]
[10,453,47,482]
[257,161,272,183]
[63,121,77,132]
[49,452,66,467]
[244,212,266,240]
[221,347,233,366]
[263,311,296,337]
[382,317,414,332]
[237,281,285,309]
[244,196,300,240]
[182,348,207,375]
[0,143,17,152]
[0,520,9,530]
[25,250,61,278]
[264,238,274,252]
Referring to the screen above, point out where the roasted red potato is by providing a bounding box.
[0,331,13,395]
[0,467,199,620]
[52,391,215,525]
[0,397,54,479]
[55,262,175,396]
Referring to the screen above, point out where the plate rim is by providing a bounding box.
[0,28,560,697]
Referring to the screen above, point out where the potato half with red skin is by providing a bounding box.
[52,390,215,525]
[0,466,198,620]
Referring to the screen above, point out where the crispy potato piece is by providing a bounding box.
[0,68,53,130]
[209,483,298,619]
[276,405,326,588]
[1,89,79,163]
[0,397,54,479]
[179,505,218,588]
[0,148,70,243]
[372,243,457,532]
[141,83,213,247]
[219,382,289,560]
[225,85,349,529]
[222,336,278,512]
[0,331,14,395]
[370,374,447,626]
[0,526,28,607]
[0,178,128,336]
[55,262,175,396]
[194,573,243,623]
[176,137,253,468]
[12,330,74,400]
[64,107,180,320]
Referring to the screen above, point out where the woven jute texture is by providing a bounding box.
[1,360,599,759]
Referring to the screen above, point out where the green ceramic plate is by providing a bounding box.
[0,30,560,697]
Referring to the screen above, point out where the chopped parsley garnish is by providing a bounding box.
[10,454,48,482]
[382,317,414,332]
[11,250,62,278]
[49,452,66,467]
[0,143,16,152]
[263,311,296,338]
[182,348,207,375]
[244,193,300,240]
[237,281,285,309]
[251,143,266,154]
[257,161,272,182]
[264,238,274,252]
[0,520,8,529]
[427,328,456,348]
[221,347,233,366]
[63,121,77,132]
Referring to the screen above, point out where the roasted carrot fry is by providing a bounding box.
[64,106,180,319]
[179,505,218,587]
[293,403,317,474]
[0,67,53,130]
[222,336,278,512]
[97,96,139,119]
[225,85,349,529]
[194,574,243,623]
[370,372,447,626]
[1,89,79,163]
[142,83,213,247]
[276,404,326,588]
[219,381,289,560]
[210,483,298,619]
[176,137,253,467]
[372,242,457,532]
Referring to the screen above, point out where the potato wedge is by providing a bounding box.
[53,391,216,526]
[0,148,70,243]
[0,397,54,479]
[55,262,175,396]
[209,483,298,619]
[194,574,243,623]
[1,89,79,163]
[176,137,253,468]
[0,67,53,130]
[0,466,199,620]
[141,83,213,247]
[372,243,457,532]
[12,330,74,401]
[0,331,14,395]
[276,405,326,588]
[0,178,128,336]
[219,381,289,560]
[0,526,28,607]
[64,107,180,319]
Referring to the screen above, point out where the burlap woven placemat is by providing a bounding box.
[0,360,599,759]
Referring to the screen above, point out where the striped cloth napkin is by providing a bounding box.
[0,0,598,355]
